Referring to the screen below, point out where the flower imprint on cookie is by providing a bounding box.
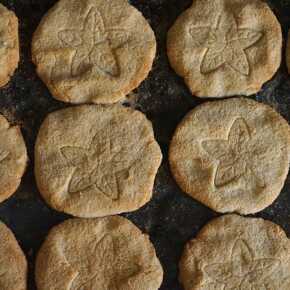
[0,257,8,278]
[202,118,268,188]
[0,26,13,51]
[68,235,141,290]
[61,132,143,200]
[0,33,8,50]
[58,6,130,77]
[189,13,263,75]
[0,150,9,163]
[204,239,280,289]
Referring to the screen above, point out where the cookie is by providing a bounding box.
[32,0,156,104]
[167,0,282,98]
[169,98,290,214]
[36,216,163,290]
[0,4,19,87]
[0,221,27,290]
[35,105,162,217]
[0,114,27,203]
[180,214,290,290]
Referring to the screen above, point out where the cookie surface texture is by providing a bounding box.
[167,0,282,98]
[169,98,290,214]
[35,105,162,217]
[0,114,27,203]
[36,216,163,290]
[32,0,156,104]
[0,4,19,87]
[0,221,27,290]
[180,214,290,290]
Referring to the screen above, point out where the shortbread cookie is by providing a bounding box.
[36,216,163,290]
[0,4,19,87]
[0,221,27,290]
[0,114,27,203]
[35,105,162,217]
[169,98,290,214]
[180,214,290,290]
[167,0,282,98]
[32,0,156,104]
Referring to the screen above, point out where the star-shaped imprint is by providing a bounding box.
[73,235,117,290]
[68,235,141,290]
[0,150,9,162]
[189,13,263,75]
[0,256,8,279]
[0,39,8,50]
[58,7,129,77]
[0,30,10,51]
[204,239,280,289]
[202,118,267,188]
[61,131,144,200]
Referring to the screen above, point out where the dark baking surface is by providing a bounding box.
[1,0,290,289]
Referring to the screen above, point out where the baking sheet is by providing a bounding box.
[1,0,290,289]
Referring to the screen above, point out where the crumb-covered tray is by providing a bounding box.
[1,0,290,289]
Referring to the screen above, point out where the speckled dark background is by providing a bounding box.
[0,0,290,289]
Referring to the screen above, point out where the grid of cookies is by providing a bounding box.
[0,0,290,289]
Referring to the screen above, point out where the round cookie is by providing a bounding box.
[36,216,163,290]
[0,4,19,87]
[180,214,290,290]
[0,114,27,203]
[32,0,156,104]
[169,98,290,214]
[167,0,282,98]
[0,221,27,290]
[35,105,162,217]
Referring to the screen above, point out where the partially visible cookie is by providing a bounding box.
[0,114,27,203]
[180,214,290,290]
[32,0,156,104]
[36,216,163,290]
[35,105,162,217]
[169,98,290,214]
[167,0,282,98]
[0,221,27,290]
[0,4,19,87]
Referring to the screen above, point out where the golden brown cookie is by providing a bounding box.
[32,0,156,104]
[0,4,19,87]
[35,105,162,217]
[180,214,290,290]
[0,221,27,290]
[36,216,163,290]
[167,0,282,98]
[0,114,27,203]
[169,98,290,214]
